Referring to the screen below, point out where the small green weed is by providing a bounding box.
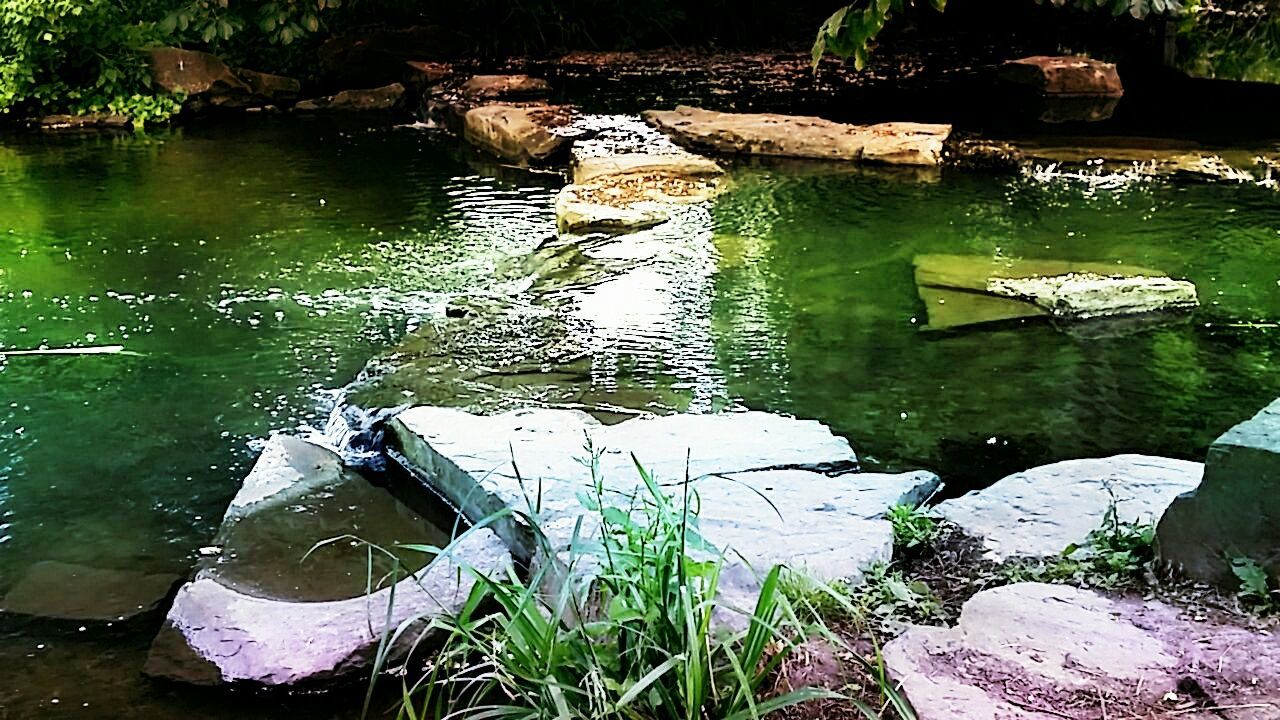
[372,450,846,720]
[1000,490,1155,589]
[784,563,945,629]
[887,504,937,552]
[1230,555,1278,611]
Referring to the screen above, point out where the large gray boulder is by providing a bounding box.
[885,583,1279,720]
[938,455,1203,560]
[145,434,509,687]
[389,407,940,614]
[1158,399,1280,586]
[643,105,951,166]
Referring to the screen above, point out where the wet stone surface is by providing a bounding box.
[389,406,940,615]
[144,434,503,687]
[0,562,180,623]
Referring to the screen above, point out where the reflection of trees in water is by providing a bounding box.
[1178,1,1280,83]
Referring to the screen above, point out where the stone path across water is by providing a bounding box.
[144,434,511,687]
[389,406,941,616]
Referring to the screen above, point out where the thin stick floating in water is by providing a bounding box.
[0,345,140,357]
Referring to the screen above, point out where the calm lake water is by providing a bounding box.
[1,117,1278,718]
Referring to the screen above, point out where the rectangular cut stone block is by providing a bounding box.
[643,106,951,166]
[389,407,942,616]
[1158,399,1280,585]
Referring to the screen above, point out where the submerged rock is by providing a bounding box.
[463,104,574,164]
[913,254,1199,329]
[145,434,509,687]
[885,583,1279,720]
[1,562,179,623]
[389,407,940,615]
[294,83,405,113]
[642,105,951,166]
[937,455,1202,560]
[37,113,132,132]
[1158,398,1280,587]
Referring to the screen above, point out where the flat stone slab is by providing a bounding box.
[145,529,507,687]
[914,254,1199,328]
[293,83,404,112]
[885,583,1279,720]
[1,561,179,623]
[554,138,721,235]
[1001,55,1124,97]
[990,273,1199,320]
[643,105,951,166]
[572,151,724,185]
[146,435,511,687]
[938,455,1203,560]
[460,74,551,99]
[1159,398,1280,585]
[554,184,671,233]
[464,104,574,164]
[389,407,941,613]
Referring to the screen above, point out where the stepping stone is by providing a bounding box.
[913,254,1198,329]
[937,455,1203,560]
[145,434,511,687]
[643,105,951,166]
[885,583,1280,720]
[1,561,179,623]
[389,407,940,614]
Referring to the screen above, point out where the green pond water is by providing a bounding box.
[1,117,1278,718]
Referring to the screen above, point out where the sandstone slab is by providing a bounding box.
[318,26,462,87]
[389,407,940,613]
[150,48,248,97]
[463,104,573,164]
[294,83,404,112]
[555,187,670,233]
[886,583,1279,720]
[235,68,301,104]
[37,113,131,131]
[145,434,509,686]
[1001,55,1124,97]
[938,455,1203,560]
[554,123,723,235]
[1159,398,1280,586]
[460,74,551,99]
[643,106,951,166]
[990,272,1199,320]
[914,254,1199,329]
[572,151,724,185]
